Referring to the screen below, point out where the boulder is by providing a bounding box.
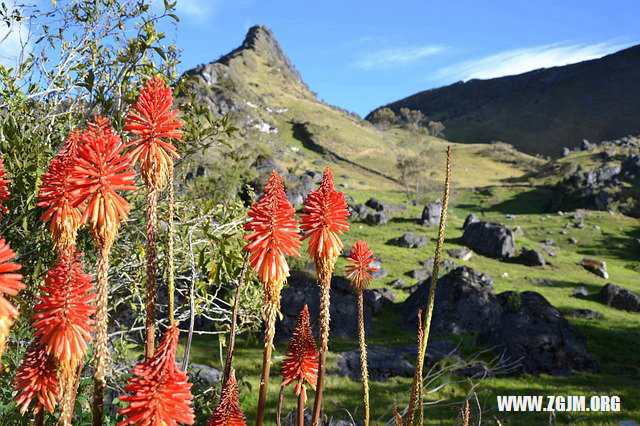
[447,247,473,261]
[276,272,372,342]
[363,287,396,313]
[571,286,589,298]
[348,203,369,220]
[580,258,608,279]
[476,291,599,375]
[540,245,557,257]
[568,237,578,245]
[369,259,388,279]
[336,348,415,381]
[419,202,442,227]
[392,232,428,248]
[285,173,316,206]
[420,258,456,274]
[570,309,601,319]
[389,278,407,290]
[188,363,223,386]
[364,212,388,226]
[599,283,640,312]
[463,213,479,229]
[409,268,430,281]
[399,267,501,334]
[461,220,517,259]
[521,247,546,266]
[365,197,386,212]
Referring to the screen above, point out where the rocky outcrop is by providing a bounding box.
[391,232,428,248]
[521,247,546,266]
[419,202,442,227]
[580,258,608,279]
[461,218,517,259]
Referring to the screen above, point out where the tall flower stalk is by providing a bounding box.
[244,170,301,425]
[281,305,319,426]
[68,116,137,425]
[345,240,378,426]
[124,75,183,359]
[406,146,451,426]
[208,369,246,426]
[301,167,349,425]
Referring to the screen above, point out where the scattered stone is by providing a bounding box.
[544,239,554,245]
[593,225,601,231]
[540,245,557,257]
[560,147,570,157]
[568,237,578,245]
[513,226,525,236]
[369,259,388,279]
[420,258,457,274]
[476,291,599,375]
[521,247,546,266]
[463,213,479,229]
[575,221,585,229]
[570,309,601,319]
[599,283,640,312]
[557,211,564,216]
[419,202,442,227]
[348,203,369,220]
[392,232,428,248]
[571,286,589,298]
[505,214,516,220]
[364,212,388,226]
[389,278,407,290]
[580,258,608,279]
[410,268,430,281]
[365,197,385,212]
[337,348,415,381]
[532,278,554,286]
[573,212,582,220]
[560,230,568,235]
[461,220,517,259]
[363,287,396,313]
[447,247,473,261]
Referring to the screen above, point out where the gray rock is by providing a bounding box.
[284,409,312,426]
[570,309,601,319]
[533,278,554,286]
[363,287,396,313]
[463,213,479,229]
[580,258,608,279]
[389,278,407,290]
[560,147,570,157]
[599,283,640,312]
[560,230,568,235]
[571,286,589,298]
[575,221,585,229]
[420,258,457,274]
[410,268,430,281]
[419,202,442,227]
[540,245,557,257]
[568,237,578,245]
[392,232,428,248]
[462,220,517,259]
[447,247,473,261]
[476,291,599,375]
[400,266,500,334]
[521,247,546,266]
[188,363,223,386]
[544,239,554,245]
[365,197,386,212]
[348,203,369,220]
[364,212,388,226]
[513,226,525,236]
[369,260,388,279]
[337,348,415,381]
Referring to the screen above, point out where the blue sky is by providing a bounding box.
[35,1,640,118]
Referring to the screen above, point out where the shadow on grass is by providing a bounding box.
[487,186,556,215]
[576,226,640,262]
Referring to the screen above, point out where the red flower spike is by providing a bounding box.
[38,136,86,250]
[207,370,246,426]
[32,251,96,364]
[243,171,301,299]
[300,167,350,265]
[69,116,137,247]
[281,305,319,402]
[117,324,195,426]
[0,156,10,219]
[0,238,24,358]
[124,76,184,190]
[345,240,378,292]
[14,340,60,414]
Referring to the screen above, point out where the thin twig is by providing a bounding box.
[277,385,285,426]
[222,252,249,387]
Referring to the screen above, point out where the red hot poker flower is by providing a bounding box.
[345,240,378,292]
[281,304,319,402]
[0,238,24,358]
[207,369,246,426]
[69,116,137,247]
[38,141,86,250]
[124,76,183,190]
[32,251,96,364]
[117,324,195,426]
[0,156,10,219]
[243,170,301,299]
[300,167,350,266]
[14,340,60,414]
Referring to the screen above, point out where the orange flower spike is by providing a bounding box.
[117,324,195,426]
[300,166,350,265]
[0,156,10,219]
[0,239,24,358]
[32,251,96,363]
[207,370,246,426]
[70,116,137,247]
[281,305,319,402]
[14,341,60,414]
[345,240,378,292]
[124,76,183,190]
[243,170,301,293]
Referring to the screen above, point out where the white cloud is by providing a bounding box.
[433,41,630,82]
[353,44,446,70]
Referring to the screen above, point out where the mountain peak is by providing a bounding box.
[224,24,302,83]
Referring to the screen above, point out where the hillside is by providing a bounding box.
[368,45,640,157]
[178,25,541,193]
